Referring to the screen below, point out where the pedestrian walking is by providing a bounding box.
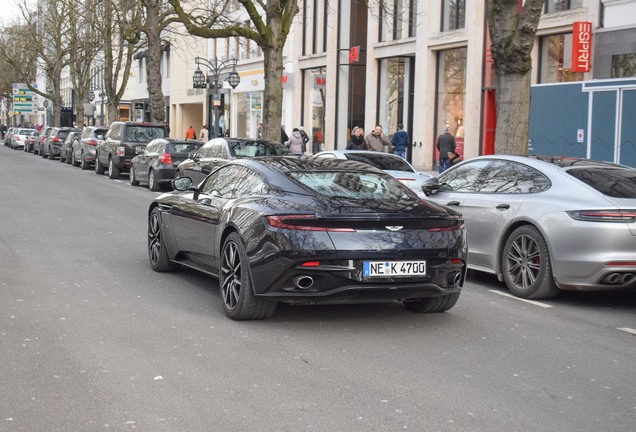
[285,128,305,155]
[281,127,289,144]
[346,126,367,150]
[298,126,310,154]
[436,126,456,173]
[313,128,324,153]
[365,125,391,152]
[199,125,209,142]
[185,125,196,140]
[391,123,410,159]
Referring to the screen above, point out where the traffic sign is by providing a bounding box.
[12,83,38,114]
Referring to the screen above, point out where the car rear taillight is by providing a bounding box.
[160,152,172,164]
[266,215,355,232]
[567,210,636,223]
[428,223,465,232]
[15,137,20,141]
[117,146,125,156]
[87,139,98,146]
[53,137,59,143]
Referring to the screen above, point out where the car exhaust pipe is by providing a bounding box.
[620,273,634,284]
[447,271,462,286]
[293,275,314,290]
[601,273,621,284]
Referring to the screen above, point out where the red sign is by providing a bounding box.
[314,75,326,89]
[571,21,593,73]
[282,74,288,87]
[349,46,360,63]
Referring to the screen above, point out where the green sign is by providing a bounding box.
[12,83,37,114]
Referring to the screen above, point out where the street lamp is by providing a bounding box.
[192,57,240,138]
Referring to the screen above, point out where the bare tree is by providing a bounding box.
[169,0,299,142]
[487,0,544,155]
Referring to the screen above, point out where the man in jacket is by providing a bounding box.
[391,123,410,159]
[436,127,456,173]
[365,125,391,152]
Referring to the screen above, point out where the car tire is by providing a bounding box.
[129,166,140,186]
[148,169,160,191]
[79,152,89,169]
[108,157,120,179]
[66,152,72,164]
[41,148,47,158]
[59,153,66,163]
[220,232,277,320]
[48,147,56,160]
[501,225,560,299]
[403,292,460,313]
[95,157,106,174]
[148,208,181,272]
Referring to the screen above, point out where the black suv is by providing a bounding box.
[95,122,168,179]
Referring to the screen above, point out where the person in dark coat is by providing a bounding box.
[281,127,289,144]
[346,126,368,150]
[436,127,456,173]
[391,123,410,159]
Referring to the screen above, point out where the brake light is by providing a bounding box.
[567,210,636,223]
[87,139,97,146]
[160,152,172,164]
[266,215,355,232]
[53,137,59,143]
[15,137,20,141]
[428,223,465,232]
[117,146,125,156]
[301,261,321,267]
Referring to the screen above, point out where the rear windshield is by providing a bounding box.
[344,153,414,172]
[567,167,636,198]
[167,143,202,154]
[230,141,291,157]
[124,126,166,143]
[18,129,36,135]
[288,170,413,201]
[57,130,72,139]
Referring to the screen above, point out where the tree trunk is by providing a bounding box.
[261,22,284,142]
[144,1,165,124]
[493,72,531,155]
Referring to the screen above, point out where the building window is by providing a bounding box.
[436,47,466,139]
[304,68,326,153]
[442,0,465,32]
[545,0,583,14]
[612,54,636,78]
[539,33,584,83]
[379,58,408,140]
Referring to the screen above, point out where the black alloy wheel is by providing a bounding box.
[220,232,277,320]
[501,225,559,299]
[147,208,180,272]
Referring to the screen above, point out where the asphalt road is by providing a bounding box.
[1,145,635,432]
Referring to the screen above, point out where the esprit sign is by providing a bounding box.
[571,21,593,73]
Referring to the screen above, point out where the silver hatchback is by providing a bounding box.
[421,155,636,299]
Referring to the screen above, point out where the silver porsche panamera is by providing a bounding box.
[421,155,636,299]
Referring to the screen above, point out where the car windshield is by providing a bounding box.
[229,141,291,158]
[124,126,166,143]
[567,167,636,198]
[288,170,413,201]
[168,143,202,154]
[344,153,414,172]
[18,129,35,135]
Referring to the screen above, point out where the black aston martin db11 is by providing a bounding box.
[148,157,467,320]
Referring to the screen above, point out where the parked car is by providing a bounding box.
[9,128,36,150]
[421,155,636,299]
[71,126,108,169]
[23,131,38,153]
[95,122,168,179]
[175,137,291,186]
[32,127,53,155]
[4,127,16,147]
[41,127,81,160]
[59,131,82,164]
[313,150,433,194]
[130,138,203,191]
[148,157,467,320]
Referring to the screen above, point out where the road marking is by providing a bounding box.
[617,327,636,336]
[488,290,554,308]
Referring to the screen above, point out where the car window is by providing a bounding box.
[345,153,414,172]
[438,160,491,192]
[200,165,242,198]
[169,143,201,154]
[289,170,413,201]
[145,141,161,153]
[108,124,122,140]
[567,167,636,198]
[95,129,108,139]
[57,130,71,139]
[124,126,166,143]
[232,167,269,197]
[477,160,551,193]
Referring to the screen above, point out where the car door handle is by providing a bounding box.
[496,204,511,210]
[446,201,460,206]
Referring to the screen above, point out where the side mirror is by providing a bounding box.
[171,176,195,191]
[421,177,440,197]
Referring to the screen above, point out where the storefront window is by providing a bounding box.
[612,54,636,78]
[303,68,326,154]
[379,58,407,140]
[236,91,262,138]
[436,48,466,139]
[539,33,584,83]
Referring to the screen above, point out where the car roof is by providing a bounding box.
[236,156,387,175]
[465,154,631,171]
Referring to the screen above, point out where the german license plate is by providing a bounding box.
[363,260,426,277]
